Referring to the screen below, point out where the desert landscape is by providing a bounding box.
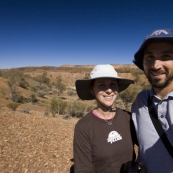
[0,64,148,173]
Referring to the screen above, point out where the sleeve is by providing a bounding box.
[124,110,139,162]
[130,117,139,147]
[126,111,139,163]
[124,110,138,146]
[73,121,95,173]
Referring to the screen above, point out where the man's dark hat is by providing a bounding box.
[133,28,173,70]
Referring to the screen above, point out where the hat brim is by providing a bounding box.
[75,77,134,100]
[133,37,173,71]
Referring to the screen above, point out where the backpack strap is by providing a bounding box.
[148,95,173,158]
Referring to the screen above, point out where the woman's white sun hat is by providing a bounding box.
[75,64,134,100]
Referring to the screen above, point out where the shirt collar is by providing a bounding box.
[150,88,173,100]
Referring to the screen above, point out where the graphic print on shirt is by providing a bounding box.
[107,131,122,144]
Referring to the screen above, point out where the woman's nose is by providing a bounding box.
[105,86,114,92]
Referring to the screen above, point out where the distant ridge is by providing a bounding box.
[0,64,138,71]
[61,64,137,68]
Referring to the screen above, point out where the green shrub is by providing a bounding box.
[57,99,67,115]
[7,102,20,111]
[11,92,25,103]
[68,101,86,117]
[50,97,58,117]
[35,71,50,85]
[30,86,38,92]
[49,97,67,117]
[55,78,66,94]
[30,93,38,103]
[19,77,28,89]
[119,85,141,110]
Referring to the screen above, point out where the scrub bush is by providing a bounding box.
[6,102,20,111]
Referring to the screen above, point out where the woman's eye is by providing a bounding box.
[98,84,105,87]
[111,83,117,87]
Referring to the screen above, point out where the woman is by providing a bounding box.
[74,64,137,173]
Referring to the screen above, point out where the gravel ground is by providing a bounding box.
[0,108,78,173]
[0,107,138,173]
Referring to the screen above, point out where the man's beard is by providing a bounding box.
[145,70,173,88]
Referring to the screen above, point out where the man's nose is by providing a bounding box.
[151,59,162,69]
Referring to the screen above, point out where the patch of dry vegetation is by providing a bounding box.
[0,64,146,172]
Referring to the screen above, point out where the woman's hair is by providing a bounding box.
[90,79,95,88]
[90,79,95,95]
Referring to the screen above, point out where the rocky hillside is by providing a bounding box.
[0,64,146,172]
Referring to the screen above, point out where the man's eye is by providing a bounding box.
[163,54,171,59]
[145,55,153,59]
[143,56,154,63]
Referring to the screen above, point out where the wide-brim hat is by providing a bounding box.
[133,28,173,71]
[75,64,134,100]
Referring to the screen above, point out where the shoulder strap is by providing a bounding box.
[147,96,173,158]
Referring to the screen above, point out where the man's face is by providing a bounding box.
[143,41,173,89]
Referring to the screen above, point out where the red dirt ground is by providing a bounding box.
[0,65,141,173]
[0,106,78,173]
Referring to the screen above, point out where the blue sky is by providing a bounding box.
[1,0,173,69]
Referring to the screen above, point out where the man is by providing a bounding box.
[132,28,173,173]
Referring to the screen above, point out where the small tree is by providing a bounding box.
[18,77,28,89]
[7,69,23,100]
[55,78,66,94]
[36,71,50,85]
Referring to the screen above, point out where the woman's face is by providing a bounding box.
[92,78,118,108]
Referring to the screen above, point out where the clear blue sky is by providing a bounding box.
[1,0,173,69]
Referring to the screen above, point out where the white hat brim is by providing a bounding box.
[75,77,134,100]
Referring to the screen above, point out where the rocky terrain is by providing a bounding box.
[0,106,77,173]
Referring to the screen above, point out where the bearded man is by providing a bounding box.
[132,29,173,173]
